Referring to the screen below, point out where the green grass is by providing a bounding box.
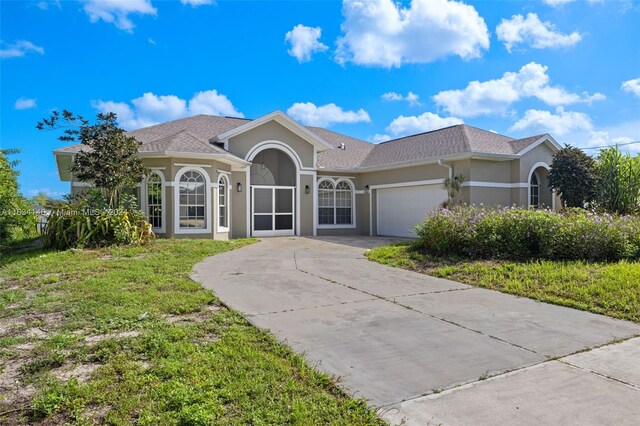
[0,239,384,425]
[367,242,640,323]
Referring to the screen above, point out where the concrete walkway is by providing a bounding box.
[192,237,640,425]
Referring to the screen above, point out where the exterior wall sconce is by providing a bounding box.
[365,185,370,192]
[305,185,311,194]
[237,182,243,192]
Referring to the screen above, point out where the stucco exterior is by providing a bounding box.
[56,111,561,239]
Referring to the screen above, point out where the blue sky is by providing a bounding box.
[2,0,639,199]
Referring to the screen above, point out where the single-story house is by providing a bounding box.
[54,110,561,238]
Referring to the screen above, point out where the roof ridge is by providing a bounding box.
[460,125,471,152]
[460,123,514,141]
[375,123,465,145]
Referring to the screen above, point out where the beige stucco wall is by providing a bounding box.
[227,121,315,168]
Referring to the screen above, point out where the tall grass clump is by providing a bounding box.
[42,190,153,250]
[415,206,640,261]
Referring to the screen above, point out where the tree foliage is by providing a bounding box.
[0,149,37,244]
[549,146,597,208]
[37,110,147,207]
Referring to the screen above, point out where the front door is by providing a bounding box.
[251,186,295,237]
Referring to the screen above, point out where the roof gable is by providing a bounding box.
[215,110,334,152]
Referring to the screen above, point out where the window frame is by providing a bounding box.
[316,178,356,229]
[530,171,540,208]
[145,171,165,233]
[217,174,230,233]
[174,167,212,234]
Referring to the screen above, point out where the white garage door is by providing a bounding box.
[377,185,447,237]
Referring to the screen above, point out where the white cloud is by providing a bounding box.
[285,24,328,63]
[509,107,593,136]
[433,62,605,117]
[286,102,370,127]
[373,112,463,142]
[496,13,582,52]
[147,38,156,45]
[37,0,61,10]
[93,89,243,130]
[621,78,640,97]
[381,91,421,106]
[0,40,44,59]
[335,0,489,68]
[180,0,214,6]
[28,188,66,199]
[14,97,37,110]
[83,0,157,32]
[542,0,575,6]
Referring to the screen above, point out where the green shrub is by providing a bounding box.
[42,190,153,250]
[415,206,640,261]
[0,150,37,245]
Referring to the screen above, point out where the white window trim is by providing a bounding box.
[527,162,550,209]
[316,177,356,229]
[174,166,212,234]
[142,170,166,234]
[216,172,230,233]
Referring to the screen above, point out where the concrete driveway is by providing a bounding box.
[192,237,640,425]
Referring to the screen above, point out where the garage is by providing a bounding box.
[376,184,447,237]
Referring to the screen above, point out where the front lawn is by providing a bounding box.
[0,239,383,425]
[367,243,640,323]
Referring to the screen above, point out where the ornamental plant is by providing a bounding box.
[415,205,640,261]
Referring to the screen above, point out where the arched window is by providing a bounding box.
[530,172,539,208]
[179,170,206,229]
[146,172,164,232]
[218,176,228,230]
[318,179,354,226]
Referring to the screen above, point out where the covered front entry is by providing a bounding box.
[250,148,297,237]
[251,186,295,236]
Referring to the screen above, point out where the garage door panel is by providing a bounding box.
[377,185,447,237]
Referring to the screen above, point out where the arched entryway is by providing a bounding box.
[249,147,297,236]
[528,163,553,209]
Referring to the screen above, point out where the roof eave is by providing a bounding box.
[139,151,251,167]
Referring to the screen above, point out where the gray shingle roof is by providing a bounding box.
[54,115,546,170]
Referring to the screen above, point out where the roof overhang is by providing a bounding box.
[326,152,519,174]
[139,151,251,167]
[516,134,562,155]
[53,149,251,182]
[214,110,334,152]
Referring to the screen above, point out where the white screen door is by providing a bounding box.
[251,186,295,236]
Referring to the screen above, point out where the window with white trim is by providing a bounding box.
[530,172,539,208]
[146,172,164,230]
[218,176,228,229]
[318,179,353,226]
[179,170,206,228]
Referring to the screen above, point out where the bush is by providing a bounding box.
[42,190,153,250]
[0,150,37,246]
[415,206,640,261]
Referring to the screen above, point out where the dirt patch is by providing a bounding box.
[99,253,149,261]
[82,404,111,422]
[165,305,220,324]
[84,330,140,344]
[0,359,37,409]
[51,362,97,383]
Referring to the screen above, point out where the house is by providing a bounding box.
[53,110,561,238]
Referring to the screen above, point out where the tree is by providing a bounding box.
[0,149,36,243]
[37,110,147,207]
[548,146,597,208]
